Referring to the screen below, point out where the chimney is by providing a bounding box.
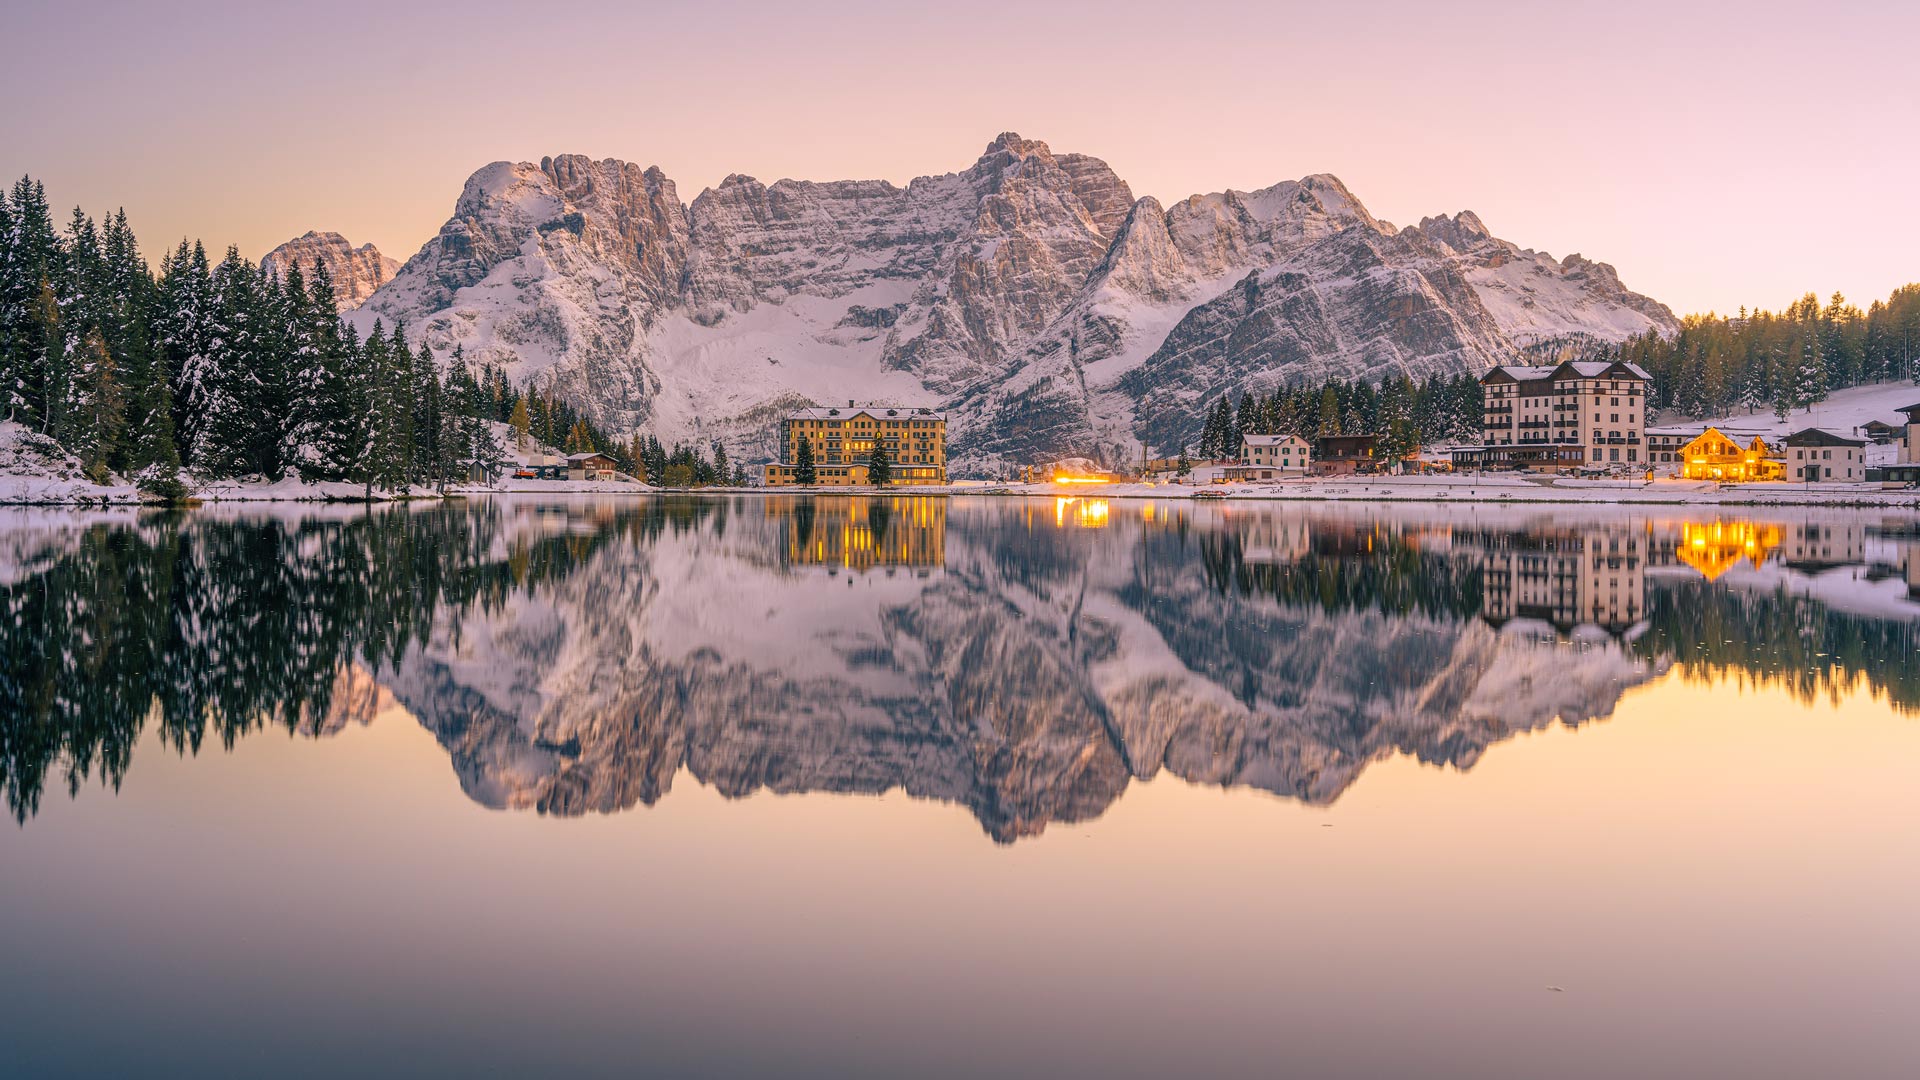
[848,399,855,407]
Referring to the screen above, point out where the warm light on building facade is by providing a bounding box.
[764,404,947,486]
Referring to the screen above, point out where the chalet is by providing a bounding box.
[1860,418,1903,445]
[1782,429,1865,483]
[566,452,619,481]
[1312,435,1377,476]
[510,451,568,480]
[1678,428,1782,482]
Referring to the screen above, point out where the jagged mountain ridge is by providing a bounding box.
[260,231,398,310]
[350,135,1676,471]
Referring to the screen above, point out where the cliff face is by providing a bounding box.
[259,231,398,309]
[354,135,1676,470]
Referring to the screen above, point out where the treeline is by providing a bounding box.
[0,173,781,495]
[1190,375,1485,459]
[1620,286,1920,420]
[618,433,750,487]
[0,176,543,495]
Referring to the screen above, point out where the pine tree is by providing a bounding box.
[867,442,891,485]
[1316,385,1342,437]
[164,240,215,458]
[1,178,61,427]
[711,438,730,486]
[283,261,351,480]
[795,434,817,484]
[68,329,124,481]
[191,249,267,476]
[412,340,446,484]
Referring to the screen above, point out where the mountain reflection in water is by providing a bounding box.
[3,497,1917,839]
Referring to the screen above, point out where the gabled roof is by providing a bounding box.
[1783,428,1866,448]
[1481,364,1557,384]
[1479,360,1651,385]
[785,403,947,421]
[1899,403,1920,420]
[1555,359,1653,381]
[566,451,616,462]
[1242,433,1307,446]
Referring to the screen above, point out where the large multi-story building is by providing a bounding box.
[1467,359,1651,471]
[763,402,947,486]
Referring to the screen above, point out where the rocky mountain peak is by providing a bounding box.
[260,230,398,310]
[982,131,1046,157]
[356,135,1676,473]
[1411,210,1494,253]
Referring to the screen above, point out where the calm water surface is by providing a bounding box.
[2,495,1916,1078]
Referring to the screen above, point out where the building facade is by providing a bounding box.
[1679,428,1782,482]
[1312,435,1377,476]
[1241,434,1312,475]
[763,403,947,486]
[1478,360,1650,471]
[1782,429,1866,482]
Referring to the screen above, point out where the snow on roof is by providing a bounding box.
[1483,360,1651,383]
[785,403,947,421]
[1783,428,1866,447]
[566,452,615,462]
[1241,433,1306,446]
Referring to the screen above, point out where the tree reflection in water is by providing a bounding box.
[2,498,1915,835]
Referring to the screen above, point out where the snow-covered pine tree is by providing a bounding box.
[412,339,445,485]
[68,328,123,481]
[165,240,216,459]
[1,178,62,428]
[198,249,275,476]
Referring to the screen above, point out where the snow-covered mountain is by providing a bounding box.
[261,231,398,310]
[352,135,1676,471]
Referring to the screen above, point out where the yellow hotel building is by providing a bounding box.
[763,403,947,486]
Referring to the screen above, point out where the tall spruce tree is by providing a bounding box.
[794,434,817,484]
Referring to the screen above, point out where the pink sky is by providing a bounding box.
[3,0,1915,316]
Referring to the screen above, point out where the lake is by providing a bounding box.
[2,494,1915,1079]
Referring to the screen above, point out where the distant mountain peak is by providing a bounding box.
[260,231,398,311]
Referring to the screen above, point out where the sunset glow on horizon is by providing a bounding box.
[3,0,1916,317]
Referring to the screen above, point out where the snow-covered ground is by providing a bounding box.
[0,421,145,504]
[1668,380,1919,451]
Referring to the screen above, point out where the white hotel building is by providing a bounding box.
[1459,360,1652,472]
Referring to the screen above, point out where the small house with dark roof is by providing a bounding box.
[1782,428,1865,483]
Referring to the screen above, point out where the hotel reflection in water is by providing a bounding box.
[1465,517,1885,635]
[769,495,947,572]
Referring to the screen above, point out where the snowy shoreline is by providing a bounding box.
[8,473,1920,509]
